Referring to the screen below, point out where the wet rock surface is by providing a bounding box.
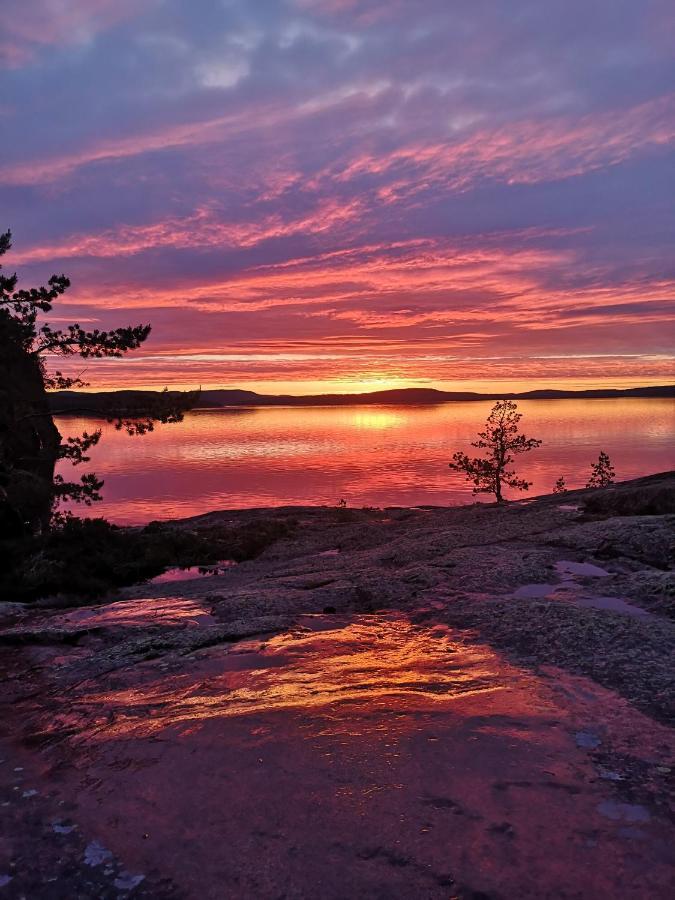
[1,473,674,898]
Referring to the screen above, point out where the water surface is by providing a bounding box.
[55,399,674,523]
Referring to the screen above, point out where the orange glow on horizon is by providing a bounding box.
[58,374,674,397]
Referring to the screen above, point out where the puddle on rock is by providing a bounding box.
[513,581,649,619]
[555,560,610,578]
[149,561,236,585]
[511,557,648,617]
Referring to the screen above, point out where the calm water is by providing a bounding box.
[55,399,674,524]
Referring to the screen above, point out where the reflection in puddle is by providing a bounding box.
[71,615,505,740]
[513,557,648,619]
[149,561,236,585]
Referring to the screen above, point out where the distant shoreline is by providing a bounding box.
[48,384,675,415]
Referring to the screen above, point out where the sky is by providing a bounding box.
[3,0,675,394]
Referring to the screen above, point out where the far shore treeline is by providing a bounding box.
[49,384,675,415]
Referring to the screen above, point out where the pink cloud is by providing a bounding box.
[326,94,675,198]
[11,198,367,265]
[3,91,672,195]
[1,0,146,66]
[59,235,570,314]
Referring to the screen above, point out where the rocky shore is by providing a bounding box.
[1,472,673,898]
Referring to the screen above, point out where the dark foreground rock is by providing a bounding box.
[0,473,673,898]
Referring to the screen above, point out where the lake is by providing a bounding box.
[55,399,674,524]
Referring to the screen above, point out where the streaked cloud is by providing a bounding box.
[3,0,674,391]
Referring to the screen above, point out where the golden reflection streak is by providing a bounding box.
[70,618,506,741]
[348,410,404,430]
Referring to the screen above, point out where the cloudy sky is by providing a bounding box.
[3,0,674,393]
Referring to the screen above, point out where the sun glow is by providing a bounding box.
[349,410,404,430]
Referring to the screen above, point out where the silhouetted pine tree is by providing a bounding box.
[553,475,567,493]
[586,451,615,488]
[449,399,542,502]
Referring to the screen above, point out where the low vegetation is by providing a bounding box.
[583,474,675,517]
[0,515,293,602]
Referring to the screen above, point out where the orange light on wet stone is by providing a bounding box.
[3,594,673,899]
[67,615,509,741]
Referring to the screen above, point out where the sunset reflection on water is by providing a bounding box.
[55,398,674,524]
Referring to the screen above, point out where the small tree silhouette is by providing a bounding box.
[586,451,615,488]
[449,399,542,502]
[553,475,567,494]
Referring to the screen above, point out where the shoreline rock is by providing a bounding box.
[1,472,673,898]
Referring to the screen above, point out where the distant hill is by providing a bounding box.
[49,389,193,414]
[48,384,675,414]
